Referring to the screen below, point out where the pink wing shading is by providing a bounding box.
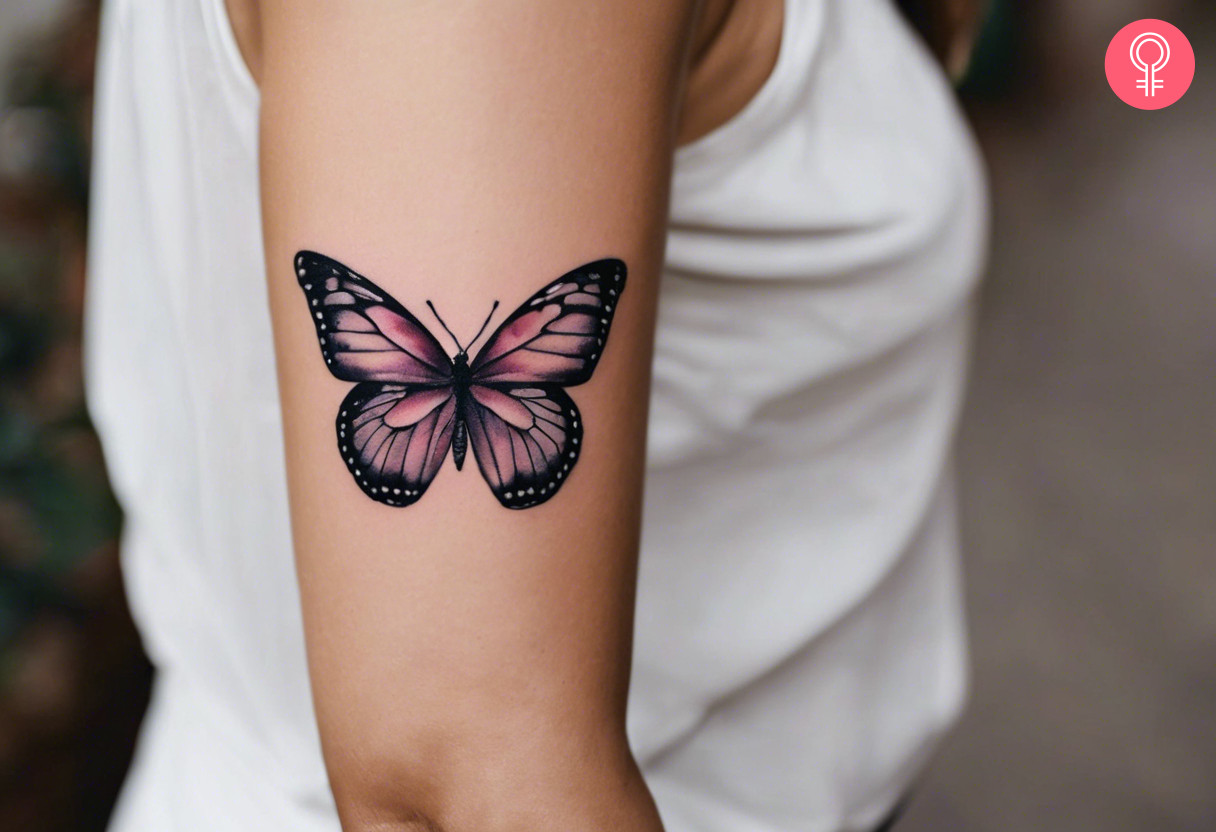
[469,259,626,385]
[296,250,453,383]
[463,384,582,509]
[337,382,457,506]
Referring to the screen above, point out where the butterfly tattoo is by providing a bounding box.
[294,250,626,510]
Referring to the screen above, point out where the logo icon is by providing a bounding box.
[1130,32,1169,97]
[1106,20,1194,109]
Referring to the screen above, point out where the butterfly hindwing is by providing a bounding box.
[469,258,626,386]
[296,250,453,384]
[463,384,583,510]
[337,382,458,507]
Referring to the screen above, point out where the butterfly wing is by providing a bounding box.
[468,258,626,386]
[337,382,458,507]
[464,384,582,510]
[295,250,453,383]
[295,251,458,505]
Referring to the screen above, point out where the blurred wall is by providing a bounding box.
[901,3,1216,831]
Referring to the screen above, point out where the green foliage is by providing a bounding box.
[0,21,120,656]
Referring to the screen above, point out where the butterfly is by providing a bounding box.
[294,250,626,510]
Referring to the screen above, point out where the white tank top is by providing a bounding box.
[86,0,988,829]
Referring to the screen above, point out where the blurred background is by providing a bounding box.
[0,1,1211,830]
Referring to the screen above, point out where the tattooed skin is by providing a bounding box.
[294,251,626,509]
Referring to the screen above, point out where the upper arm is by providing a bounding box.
[256,1,697,829]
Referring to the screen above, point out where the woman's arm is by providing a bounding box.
[256,1,697,830]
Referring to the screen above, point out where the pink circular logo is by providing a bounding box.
[1106,20,1195,109]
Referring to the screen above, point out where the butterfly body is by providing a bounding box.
[296,250,625,510]
[448,351,471,470]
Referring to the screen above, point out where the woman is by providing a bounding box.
[86,0,988,829]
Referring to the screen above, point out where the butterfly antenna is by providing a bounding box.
[466,301,500,353]
[426,300,464,352]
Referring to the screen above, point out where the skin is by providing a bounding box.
[228,0,785,149]
[236,0,782,830]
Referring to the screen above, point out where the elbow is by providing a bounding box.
[324,709,654,832]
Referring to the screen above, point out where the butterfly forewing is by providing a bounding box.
[296,250,453,383]
[469,259,626,386]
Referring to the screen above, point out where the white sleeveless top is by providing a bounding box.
[86,0,988,829]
